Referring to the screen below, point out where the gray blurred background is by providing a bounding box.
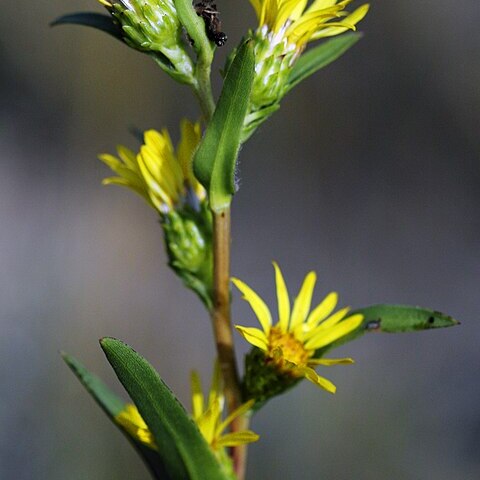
[1,0,479,478]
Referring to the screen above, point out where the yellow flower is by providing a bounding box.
[114,364,258,452]
[233,262,364,393]
[191,363,259,450]
[250,0,370,49]
[99,119,205,214]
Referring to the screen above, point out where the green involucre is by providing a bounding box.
[162,204,213,310]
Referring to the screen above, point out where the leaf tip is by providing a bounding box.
[99,336,119,348]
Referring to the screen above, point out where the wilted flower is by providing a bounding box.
[99,119,204,214]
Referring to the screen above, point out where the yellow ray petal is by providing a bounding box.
[289,0,309,21]
[306,0,339,12]
[276,0,307,29]
[315,306,351,330]
[312,3,369,39]
[190,370,204,420]
[308,357,355,365]
[117,145,139,170]
[215,431,260,448]
[137,153,173,209]
[232,278,272,334]
[289,271,317,330]
[115,404,157,449]
[304,314,363,350]
[295,365,337,393]
[196,401,221,444]
[249,0,262,18]
[216,399,255,437]
[273,262,290,332]
[306,291,338,327]
[235,326,269,351]
[176,119,203,196]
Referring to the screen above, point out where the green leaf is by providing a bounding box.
[100,338,228,480]
[316,304,459,356]
[354,304,459,332]
[62,352,169,480]
[50,12,123,42]
[286,33,362,93]
[193,41,255,212]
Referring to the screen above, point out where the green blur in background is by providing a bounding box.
[1,1,479,479]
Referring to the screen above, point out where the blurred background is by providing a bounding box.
[1,0,479,478]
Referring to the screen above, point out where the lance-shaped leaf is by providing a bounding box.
[286,33,362,93]
[193,42,254,212]
[316,304,459,357]
[62,352,169,480]
[50,12,123,42]
[100,337,228,480]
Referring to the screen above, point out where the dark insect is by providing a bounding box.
[194,0,227,47]
[366,319,382,331]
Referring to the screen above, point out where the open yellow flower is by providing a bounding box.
[99,119,204,214]
[233,262,364,393]
[250,0,370,49]
[114,363,258,452]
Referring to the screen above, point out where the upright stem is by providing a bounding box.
[194,65,215,121]
[211,208,248,479]
[211,208,240,412]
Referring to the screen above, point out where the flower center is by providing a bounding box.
[268,326,311,370]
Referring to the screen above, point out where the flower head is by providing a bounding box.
[240,1,369,140]
[99,119,204,215]
[233,262,364,393]
[114,363,259,453]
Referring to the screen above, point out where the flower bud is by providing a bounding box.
[102,0,195,84]
[162,205,214,309]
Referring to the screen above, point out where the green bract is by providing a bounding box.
[162,205,214,310]
[109,0,195,84]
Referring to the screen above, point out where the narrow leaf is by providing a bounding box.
[50,12,123,42]
[316,304,459,357]
[100,337,228,480]
[62,352,169,480]
[193,41,255,211]
[353,304,459,333]
[287,33,362,92]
